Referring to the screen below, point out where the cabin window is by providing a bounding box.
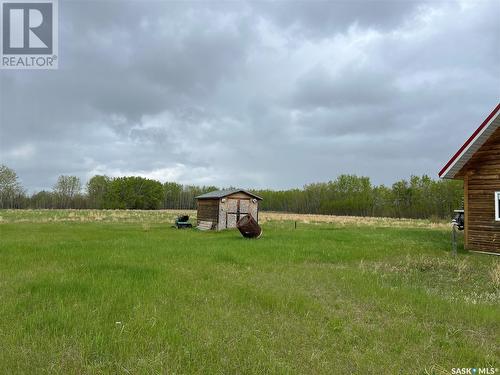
[496,192,500,221]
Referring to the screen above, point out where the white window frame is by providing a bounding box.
[496,192,500,221]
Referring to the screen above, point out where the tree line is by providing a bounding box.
[0,164,463,219]
[254,174,462,219]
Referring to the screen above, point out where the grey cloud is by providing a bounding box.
[251,0,428,37]
[290,65,395,110]
[1,0,499,191]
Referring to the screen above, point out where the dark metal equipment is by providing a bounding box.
[451,209,464,256]
[236,214,262,239]
[175,215,192,229]
[452,209,464,231]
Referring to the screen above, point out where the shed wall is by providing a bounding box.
[196,199,219,229]
[461,127,500,252]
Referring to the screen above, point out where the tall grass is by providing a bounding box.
[0,210,498,374]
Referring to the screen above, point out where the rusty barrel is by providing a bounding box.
[236,214,262,239]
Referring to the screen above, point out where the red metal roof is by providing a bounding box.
[439,102,500,179]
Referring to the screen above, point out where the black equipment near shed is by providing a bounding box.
[175,215,192,229]
[453,210,465,231]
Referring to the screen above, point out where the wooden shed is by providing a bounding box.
[439,103,500,253]
[195,189,263,230]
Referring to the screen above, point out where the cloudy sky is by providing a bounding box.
[0,0,499,192]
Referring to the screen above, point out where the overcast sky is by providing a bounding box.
[1,0,499,192]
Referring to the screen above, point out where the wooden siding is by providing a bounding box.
[459,127,500,252]
[196,199,219,229]
[464,174,469,246]
[225,192,254,199]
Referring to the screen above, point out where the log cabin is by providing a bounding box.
[195,189,262,230]
[439,103,500,253]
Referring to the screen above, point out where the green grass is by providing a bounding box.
[0,210,498,374]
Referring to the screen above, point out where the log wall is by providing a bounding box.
[196,199,219,229]
[461,127,500,252]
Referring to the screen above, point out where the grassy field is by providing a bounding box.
[0,210,498,374]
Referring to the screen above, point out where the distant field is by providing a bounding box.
[0,210,498,374]
[0,209,450,228]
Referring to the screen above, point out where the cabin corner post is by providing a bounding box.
[464,174,469,249]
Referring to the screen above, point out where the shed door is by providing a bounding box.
[227,213,238,228]
[226,199,238,213]
[225,198,250,228]
[239,200,250,214]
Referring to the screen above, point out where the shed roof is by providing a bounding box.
[195,189,263,200]
[439,102,500,179]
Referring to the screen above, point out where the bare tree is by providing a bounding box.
[53,175,81,208]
